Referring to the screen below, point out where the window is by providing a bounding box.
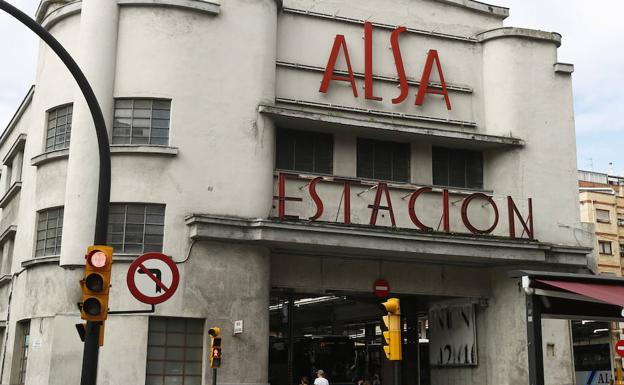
[46,104,73,151]
[432,147,483,189]
[357,138,410,182]
[14,321,30,385]
[146,317,203,385]
[275,128,333,174]
[113,99,171,145]
[599,241,612,255]
[620,245,624,258]
[35,207,64,257]
[107,204,165,254]
[596,209,611,223]
[0,237,15,276]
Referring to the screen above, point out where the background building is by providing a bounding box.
[0,1,595,384]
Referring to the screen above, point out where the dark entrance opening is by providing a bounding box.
[268,290,436,385]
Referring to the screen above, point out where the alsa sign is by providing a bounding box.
[274,174,534,240]
[319,22,452,110]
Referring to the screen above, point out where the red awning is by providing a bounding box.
[537,279,624,307]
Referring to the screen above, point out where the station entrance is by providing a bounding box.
[268,289,449,385]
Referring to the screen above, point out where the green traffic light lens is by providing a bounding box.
[85,273,104,292]
[83,298,102,316]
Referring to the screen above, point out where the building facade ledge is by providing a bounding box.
[477,27,562,48]
[2,134,27,164]
[31,145,179,167]
[433,0,509,19]
[110,144,179,156]
[0,225,17,244]
[185,215,591,267]
[554,63,574,74]
[31,148,69,167]
[117,0,220,14]
[21,255,60,269]
[39,1,81,30]
[260,104,524,149]
[0,275,11,288]
[0,182,22,209]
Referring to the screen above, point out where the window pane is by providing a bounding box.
[107,204,164,253]
[432,147,483,189]
[46,104,73,151]
[112,98,170,145]
[35,207,64,257]
[357,138,409,182]
[276,128,333,174]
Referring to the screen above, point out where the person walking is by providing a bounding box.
[314,370,329,385]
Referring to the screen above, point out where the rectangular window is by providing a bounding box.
[357,138,410,182]
[620,245,624,258]
[35,207,64,257]
[46,104,73,151]
[275,128,333,174]
[599,241,612,255]
[596,209,611,223]
[15,320,30,385]
[113,99,171,145]
[107,204,165,254]
[432,147,483,189]
[146,317,203,385]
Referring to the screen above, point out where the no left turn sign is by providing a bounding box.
[127,252,180,305]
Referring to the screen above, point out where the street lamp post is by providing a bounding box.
[0,1,111,384]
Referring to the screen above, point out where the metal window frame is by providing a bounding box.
[108,203,165,254]
[112,98,171,146]
[146,317,204,384]
[45,103,73,152]
[34,206,64,257]
[17,320,30,385]
[276,128,334,175]
[432,146,483,189]
[357,137,411,183]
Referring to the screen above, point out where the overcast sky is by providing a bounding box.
[0,0,622,175]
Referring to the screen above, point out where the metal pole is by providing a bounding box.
[393,361,401,385]
[213,368,217,385]
[526,294,544,385]
[0,2,111,385]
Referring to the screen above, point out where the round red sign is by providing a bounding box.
[127,252,180,305]
[373,279,390,298]
[616,340,624,358]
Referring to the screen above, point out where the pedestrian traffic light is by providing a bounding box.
[380,298,402,361]
[80,245,113,322]
[209,327,222,368]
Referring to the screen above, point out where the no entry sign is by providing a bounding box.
[373,279,390,298]
[616,340,624,358]
[127,252,180,305]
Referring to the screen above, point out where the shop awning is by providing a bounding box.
[536,279,624,307]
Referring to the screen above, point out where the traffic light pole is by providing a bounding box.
[213,368,217,385]
[0,2,111,385]
[393,361,401,385]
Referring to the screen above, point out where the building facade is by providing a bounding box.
[0,1,594,384]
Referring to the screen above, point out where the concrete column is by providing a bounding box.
[61,0,119,265]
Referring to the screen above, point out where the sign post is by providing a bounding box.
[0,3,112,385]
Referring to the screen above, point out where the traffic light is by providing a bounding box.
[80,246,113,322]
[380,298,402,361]
[209,327,222,368]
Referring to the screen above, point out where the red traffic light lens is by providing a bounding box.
[85,273,104,292]
[89,251,108,268]
[83,298,102,316]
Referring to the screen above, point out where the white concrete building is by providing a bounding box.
[0,0,597,384]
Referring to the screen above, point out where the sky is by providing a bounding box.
[0,0,622,174]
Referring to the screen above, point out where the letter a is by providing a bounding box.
[319,35,358,97]
[415,50,452,110]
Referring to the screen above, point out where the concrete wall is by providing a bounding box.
[0,0,586,384]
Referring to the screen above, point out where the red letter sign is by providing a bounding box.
[390,26,409,105]
[408,188,433,231]
[508,197,534,239]
[273,173,302,219]
[415,50,452,110]
[308,177,324,221]
[461,193,499,235]
[368,183,396,227]
[364,22,382,101]
[319,35,358,97]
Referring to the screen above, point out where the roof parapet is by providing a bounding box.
[432,0,509,19]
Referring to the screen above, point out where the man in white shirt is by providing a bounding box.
[314,370,329,385]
